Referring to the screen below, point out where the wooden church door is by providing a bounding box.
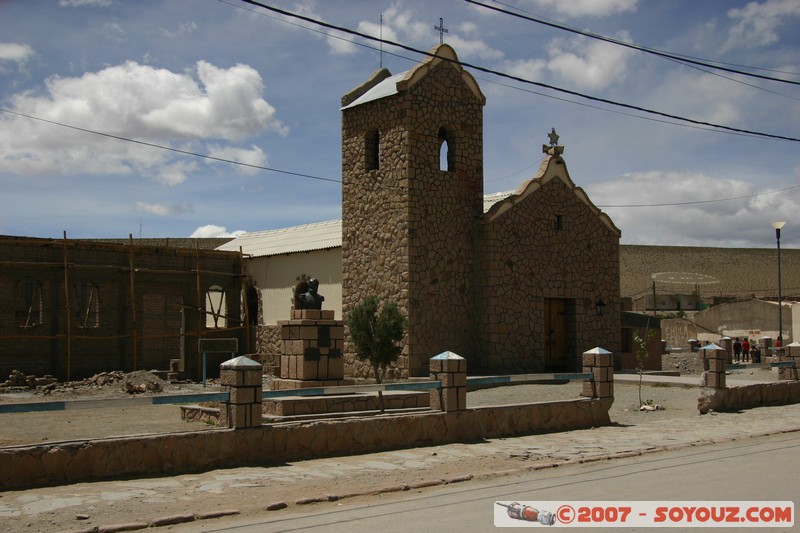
[544,298,568,369]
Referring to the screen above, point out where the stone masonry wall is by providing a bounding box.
[0,397,612,490]
[476,157,620,372]
[342,49,484,378]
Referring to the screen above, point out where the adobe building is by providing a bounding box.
[0,236,247,381]
[339,44,621,377]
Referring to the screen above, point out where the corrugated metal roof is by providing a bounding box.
[483,191,513,212]
[216,220,342,258]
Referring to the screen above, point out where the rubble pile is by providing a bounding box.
[122,370,167,394]
[1,370,58,391]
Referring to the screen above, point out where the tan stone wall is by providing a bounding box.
[698,380,800,413]
[0,397,612,490]
[476,159,620,372]
[342,58,484,378]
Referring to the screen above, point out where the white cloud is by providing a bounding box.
[725,0,800,50]
[206,144,267,176]
[501,57,547,81]
[160,21,198,39]
[0,42,35,64]
[644,71,747,126]
[522,0,638,18]
[588,171,800,246]
[135,202,193,216]
[190,224,246,238]
[59,0,111,6]
[545,33,634,90]
[0,60,284,182]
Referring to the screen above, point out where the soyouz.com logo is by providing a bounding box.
[494,501,794,528]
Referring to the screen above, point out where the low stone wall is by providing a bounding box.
[698,381,800,414]
[0,397,611,490]
[264,391,429,416]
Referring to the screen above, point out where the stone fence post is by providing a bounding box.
[219,355,263,429]
[718,336,733,364]
[581,347,613,399]
[430,351,466,412]
[699,343,726,389]
[779,341,800,381]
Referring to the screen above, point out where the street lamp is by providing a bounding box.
[771,220,786,347]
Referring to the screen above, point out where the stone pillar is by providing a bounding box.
[699,344,726,389]
[430,351,466,412]
[718,336,733,364]
[778,341,800,381]
[759,336,773,360]
[219,355,263,429]
[271,309,353,390]
[581,347,614,399]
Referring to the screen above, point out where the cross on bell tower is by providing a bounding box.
[434,17,449,44]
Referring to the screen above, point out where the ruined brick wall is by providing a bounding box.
[342,47,484,378]
[0,237,244,381]
[475,157,621,372]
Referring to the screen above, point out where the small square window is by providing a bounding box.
[555,215,564,231]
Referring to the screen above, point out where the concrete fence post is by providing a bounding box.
[581,347,614,399]
[779,341,800,381]
[699,343,726,389]
[219,355,263,429]
[430,351,466,412]
[718,336,733,364]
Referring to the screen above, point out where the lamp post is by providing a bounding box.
[771,221,786,346]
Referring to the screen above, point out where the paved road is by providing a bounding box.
[174,432,799,532]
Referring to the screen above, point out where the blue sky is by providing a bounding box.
[1,0,799,248]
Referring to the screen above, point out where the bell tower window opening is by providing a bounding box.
[438,127,453,172]
[365,129,380,171]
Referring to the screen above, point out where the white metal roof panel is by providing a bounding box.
[216,219,342,258]
[340,71,407,110]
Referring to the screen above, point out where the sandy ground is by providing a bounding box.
[0,361,779,446]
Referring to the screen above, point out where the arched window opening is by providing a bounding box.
[75,281,99,329]
[17,277,43,328]
[205,285,227,329]
[438,127,453,172]
[365,129,380,171]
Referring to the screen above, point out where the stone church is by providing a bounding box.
[339,44,620,378]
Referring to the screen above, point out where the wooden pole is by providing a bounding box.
[195,241,203,381]
[240,245,250,353]
[128,234,138,371]
[62,231,72,381]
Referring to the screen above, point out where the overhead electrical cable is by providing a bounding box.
[486,0,800,78]
[240,0,800,143]
[0,107,340,184]
[597,184,800,208]
[467,0,800,86]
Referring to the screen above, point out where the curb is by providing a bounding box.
[61,427,800,532]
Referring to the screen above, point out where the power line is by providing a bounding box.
[597,184,800,208]
[240,0,800,143]
[467,0,800,87]
[0,107,340,184]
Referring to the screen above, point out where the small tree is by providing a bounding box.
[633,326,657,407]
[348,296,407,410]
